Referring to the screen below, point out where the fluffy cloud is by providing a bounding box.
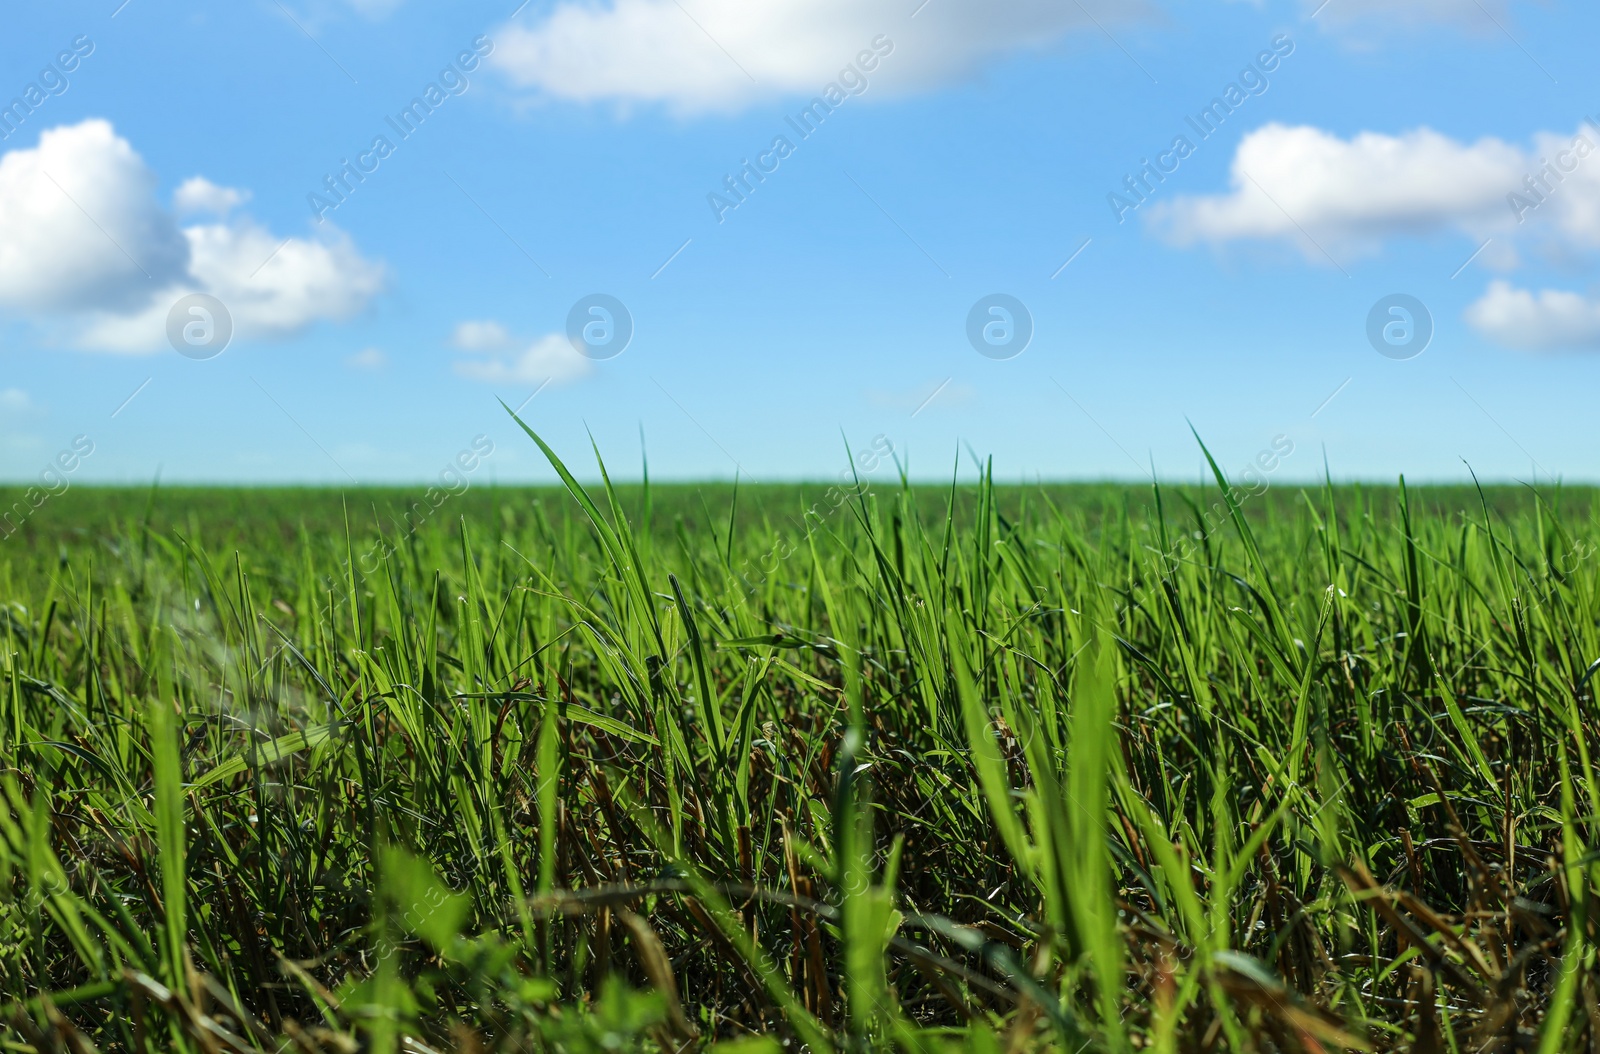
[1149,124,1526,259]
[173,176,249,217]
[76,219,385,353]
[490,0,1148,114]
[347,346,387,370]
[0,389,31,413]
[1151,120,1600,354]
[1465,280,1600,351]
[450,319,514,351]
[0,120,190,312]
[0,120,384,353]
[1149,122,1600,263]
[453,331,593,386]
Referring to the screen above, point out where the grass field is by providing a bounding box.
[3,420,1599,1052]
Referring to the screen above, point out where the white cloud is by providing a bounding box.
[490,0,1148,114]
[1150,122,1600,264]
[347,346,387,370]
[450,319,514,351]
[1148,120,1600,355]
[190,220,383,336]
[454,333,593,386]
[1149,124,1526,261]
[0,120,385,353]
[1466,280,1600,351]
[0,389,31,413]
[76,218,385,352]
[174,176,249,217]
[0,119,190,312]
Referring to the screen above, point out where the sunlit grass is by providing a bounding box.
[2,421,1598,1052]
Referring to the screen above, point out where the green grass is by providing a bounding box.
[3,422,1599,1052]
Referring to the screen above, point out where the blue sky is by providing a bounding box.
[0,0,1595,486]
